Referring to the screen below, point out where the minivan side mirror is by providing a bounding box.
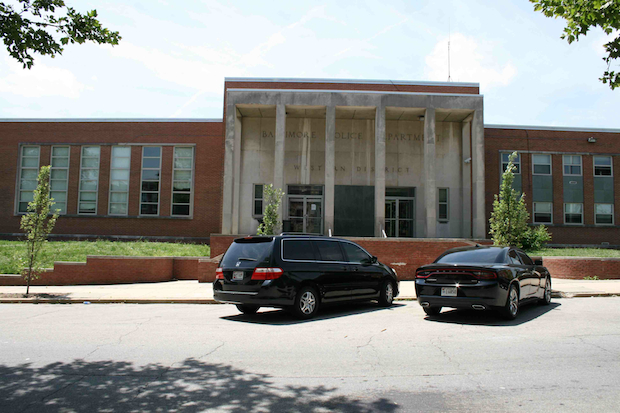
[371,256,378,264]
[360,256,378,266]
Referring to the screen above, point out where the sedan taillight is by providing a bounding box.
[416,270,432,279]
[471,271,497,280]
[251,267,283,280]
[215,267,224,280]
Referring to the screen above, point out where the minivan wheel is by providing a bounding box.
[236,304,259,315]
[378,280,395,307]
[293,286,320,319]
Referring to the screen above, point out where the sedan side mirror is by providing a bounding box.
[533,258,543,266]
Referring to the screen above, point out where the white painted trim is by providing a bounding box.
[593,155,614,177]
[531,153,552,176]
[170,146,194,218]
[140,146,162,216]
[594,203,615,226]
[562,154,582,176]
[225,77,480,88]
[533,202,553,225]
[108,146,131,216]
[437,188,449,223]
[78,146,101,215]
[50,145,70,214]
[15,145,41,214]
[563,203,584,225]
[486,124,620,133]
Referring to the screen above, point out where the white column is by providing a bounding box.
[222,101,237,234]
[231,114,242,234]
[374,104,386,237]
[424,107,437,238]
[471,108,486,239]
[274,104,286,230]
[324,105,335,235]
[461,116,472,238]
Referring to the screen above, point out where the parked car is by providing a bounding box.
[415,246,551,319]
[213,234,399,319]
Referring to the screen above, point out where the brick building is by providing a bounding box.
[1,78,618,246]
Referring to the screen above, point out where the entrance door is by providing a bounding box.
[385,198,415,237]
[288,197,323,234]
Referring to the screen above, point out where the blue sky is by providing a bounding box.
[1,0,619,128]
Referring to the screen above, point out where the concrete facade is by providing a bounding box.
[222,81,485,239]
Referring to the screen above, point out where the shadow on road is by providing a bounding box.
[0,358,399,412]
[221,302,406,325]
[423,302,561,326]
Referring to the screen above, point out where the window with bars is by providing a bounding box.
[594,156,612,176]
[109,146,131,215]
[171,147,193,216]
[595,204,614,225]
[140,146,161,215]
[563,155,582,176]
[50,146,69,214]
[532,154,551,175]
[78,146,100,214]
[564,203,583,224]
[17,146,40,213]
[501,152,520,174]
[533,202,552,224]
[438,188,449,222]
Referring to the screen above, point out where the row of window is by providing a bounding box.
[533,202,614,225]
[502,153,614,176]
[17,145,194,217]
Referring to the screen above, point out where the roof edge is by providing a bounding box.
[225,77,479,88]
[486,124,620,133]
[0,118,223,123]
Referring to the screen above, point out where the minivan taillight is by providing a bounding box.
[251,267,283,280]
[215,268,224,280]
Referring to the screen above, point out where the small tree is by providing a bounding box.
[20,165,59,294]
[489,152,551,250]
[257,184,284,236]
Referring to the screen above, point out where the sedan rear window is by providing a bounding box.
[436,249,504,264]
[221,239,273,268]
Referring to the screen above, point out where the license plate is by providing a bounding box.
[232,271,244,281]
[441,287,457,297]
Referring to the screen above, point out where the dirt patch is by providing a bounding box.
[0,293,69,299]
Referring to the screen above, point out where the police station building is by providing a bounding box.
[1,78,619,246]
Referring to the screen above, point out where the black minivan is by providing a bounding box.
[213,235,399,319]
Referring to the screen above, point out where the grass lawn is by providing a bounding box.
[529,248,620,258]
[0,240,210,274]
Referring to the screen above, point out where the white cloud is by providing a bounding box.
[0,57,85,98]
[424,33,517,89]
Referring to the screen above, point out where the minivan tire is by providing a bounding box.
[236,304,260,314]
[378,280,395,307]
[292,286,320,319]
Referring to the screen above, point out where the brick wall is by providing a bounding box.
[485,127,620,246]
[543,257,620,280]
[0,121,224,240]
[0,255,220,286]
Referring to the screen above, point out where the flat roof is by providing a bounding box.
[225,77,480,88]
[0,118,223,123]
[227,88,483,98]
[486,124,620,134]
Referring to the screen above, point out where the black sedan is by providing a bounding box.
[415,246,551,319]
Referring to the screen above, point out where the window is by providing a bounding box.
[50,146,70,214]
[532,154,551,175]
[501,152,520,174]
[341,242,370,263]
[595,204,614,225]
[109,146,131,215]
[564,203,583,224]
[254,184,264,216]
[172,146,193,216]
[17,146,40,213]
[594,156,612,176]
[313,240,344,262]
[140,146,161,215]
[563,155,582,176]
[438,188,449,222]
[282,240,316,261]
[533,202,552,224]
[78,146,100,214]
[508,250,522,265]
[516,251,533,266]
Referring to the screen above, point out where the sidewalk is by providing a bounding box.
[1,278,619,304]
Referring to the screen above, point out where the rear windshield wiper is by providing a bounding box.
[237,257,257,261]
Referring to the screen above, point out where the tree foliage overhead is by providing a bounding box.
[0,0,120,68]
[531,0,620,89]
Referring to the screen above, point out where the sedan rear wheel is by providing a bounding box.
[293,286,320,319]
[236,304,259,314]
[539,277,552,305]
[501,285,519,320]
[423,306,442,316]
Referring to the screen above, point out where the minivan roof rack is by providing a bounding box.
[279,232,324,237]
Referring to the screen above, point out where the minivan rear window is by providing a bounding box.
[221,239,273,268]
[282,240,316,261]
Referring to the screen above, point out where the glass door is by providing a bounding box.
[288,196,323,234]
[385,198,415,237]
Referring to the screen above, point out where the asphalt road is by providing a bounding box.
[1,298,619,412]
